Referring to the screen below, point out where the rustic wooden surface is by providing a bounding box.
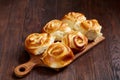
[0,0,120,80]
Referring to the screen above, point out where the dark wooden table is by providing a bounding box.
[0,0,120,80]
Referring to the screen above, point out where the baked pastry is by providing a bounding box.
[62,31,88,52]
[62,12,86,31]
[42,19,72,41]
[62,12,102,41]
[25,33,55,55]
[78,19,102,40]
[41,42,74,68]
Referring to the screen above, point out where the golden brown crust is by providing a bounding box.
[62,31,88,51]
[80,19,102,40]
[62,12,86,30]
[63,12,86,22]
[25,33,55,55]
[81,19,101,31]
[42,19,72,41]
[42,20,62,33]
[42,42,74,68]
[62,12,102,41]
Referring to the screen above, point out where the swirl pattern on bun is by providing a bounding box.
[62,31,88,52]
[42,42,74,68]
[62,12,86,31]
[79,19,102,40]
[42,19,72,41]
[25,33,55,55]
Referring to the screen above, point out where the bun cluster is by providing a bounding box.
[24,12,103,68]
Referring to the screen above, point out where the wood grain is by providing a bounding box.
[14,36,104,78]
[0,0,120,80]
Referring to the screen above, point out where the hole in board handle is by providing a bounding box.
[19,67,26,72]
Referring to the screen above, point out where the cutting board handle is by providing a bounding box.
[14,59,37,77]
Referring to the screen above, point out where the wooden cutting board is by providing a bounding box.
[14,36,105,77]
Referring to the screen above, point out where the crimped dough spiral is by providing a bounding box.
[62,31,88,51]
[42,42,74,68]
[79,19,102,40]
[42,19,72,41]
[62,12,86,31]
[25,33,55,55]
